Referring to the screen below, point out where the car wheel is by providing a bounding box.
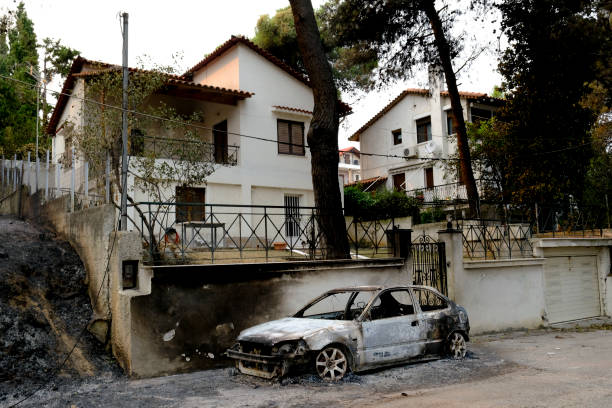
[448,331,467,359]
[315,346,348,381]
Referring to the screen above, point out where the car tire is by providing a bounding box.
[314,346,349,381]
[447,331,468,359]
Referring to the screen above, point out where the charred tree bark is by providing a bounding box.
[422,1,480,217]
[289,0,351,259]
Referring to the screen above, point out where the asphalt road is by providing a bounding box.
[4,328,611,407]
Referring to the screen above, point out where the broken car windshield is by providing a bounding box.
[297,290,377,320]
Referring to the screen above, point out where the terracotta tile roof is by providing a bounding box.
[185,36,352,116]
[348,88,504,141]
[345,175,387,187]
[273,105,313,115]
[339,146,360,156]
[46,57,253,135]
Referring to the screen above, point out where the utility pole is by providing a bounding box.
[120,12,129,230]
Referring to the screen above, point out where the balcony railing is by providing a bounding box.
[405,179,492,202]
[130,135,239,166]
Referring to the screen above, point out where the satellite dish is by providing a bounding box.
[424,141,440,157]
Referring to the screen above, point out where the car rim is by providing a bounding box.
[315,347,347,381]
[449,332,467,359]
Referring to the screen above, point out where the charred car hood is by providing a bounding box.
[238,317,351,345]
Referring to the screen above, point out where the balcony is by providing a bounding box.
[405,179,491,202]
[129,134,239,166]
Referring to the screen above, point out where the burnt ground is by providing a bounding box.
[0,216,122,405]
[5,328,611,408]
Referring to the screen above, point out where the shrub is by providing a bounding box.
[344,186,420,221]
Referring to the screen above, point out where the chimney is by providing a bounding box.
[428,65,445,97]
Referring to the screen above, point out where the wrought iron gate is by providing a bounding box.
[411,234,448,296]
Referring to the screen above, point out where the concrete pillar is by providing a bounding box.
[437,227,464,302]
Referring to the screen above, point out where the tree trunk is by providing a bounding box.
[289,0,351,259]
[422,1,480,217]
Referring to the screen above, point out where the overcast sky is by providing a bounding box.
[3,0,503,147]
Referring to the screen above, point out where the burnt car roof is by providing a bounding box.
[324,285,443,293]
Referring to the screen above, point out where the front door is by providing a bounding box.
[213,120,228,164]
[361,289,424,367]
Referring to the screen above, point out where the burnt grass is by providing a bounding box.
[0,216,121,404]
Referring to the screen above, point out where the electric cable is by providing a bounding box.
[9,216,121,408]
[0,73,595,163]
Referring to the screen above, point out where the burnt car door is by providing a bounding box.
[360,289,426,367]
[410,287,452,356]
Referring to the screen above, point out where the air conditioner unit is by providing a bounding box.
[424,140,441,157]
[403,147,418,159]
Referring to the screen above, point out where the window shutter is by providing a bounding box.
[278,121,291,154]
[291,123,305,155]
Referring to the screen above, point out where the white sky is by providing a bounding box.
[3,0,503,147]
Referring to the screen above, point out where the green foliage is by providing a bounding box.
[252,4,380,91]
[344,186,420,221]
[419,206,446,224]
[0,3,78,157]
[0,2,38,155]
[66,63,216,202]
[491,0,611,207]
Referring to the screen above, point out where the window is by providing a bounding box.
[392,129,402,145]
[411,288,448,312]
[471,107,492,125]
[176,186,206,223]
[343,153,351,164]
[354,174,360,182]
[353,159,359,165]
[424,167,434,189]
[277,119,305,155]
[367,290,415,320]
[416,117,432,143]
[393,173,405,191]
[446,110,456,136]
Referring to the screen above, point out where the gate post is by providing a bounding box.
[437,226,463,302]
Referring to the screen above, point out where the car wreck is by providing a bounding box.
[226,285,470,381]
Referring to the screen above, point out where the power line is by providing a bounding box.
[9,217,120,408]
[0,73,595,163]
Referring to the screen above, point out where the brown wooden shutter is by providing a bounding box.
[425,168,434,189]
[291,122,305,155]
[277,120,291,154]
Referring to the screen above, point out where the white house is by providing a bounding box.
[349,76,502,200]
[47,36,351,231]
[338,147,361,185]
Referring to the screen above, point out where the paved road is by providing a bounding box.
[4,329,612,408]
[360,329,612,408]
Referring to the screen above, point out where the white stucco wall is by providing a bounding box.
[192,46,240,90]
[357,91,496,192]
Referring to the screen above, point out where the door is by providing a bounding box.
[544,255,601,323]
[361,289,424,366]
[213,120,228,164]
[284,195,301,245]
[392,173,405,191]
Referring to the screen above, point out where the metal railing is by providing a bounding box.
[133,135,239,166]
[405,179,493,202]
[460,220,533,260]
[133,202,396,264]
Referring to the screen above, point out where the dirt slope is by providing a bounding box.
[0,216,121,403]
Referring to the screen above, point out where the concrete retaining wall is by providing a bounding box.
[127,258,409,377]
[439,229,612,333]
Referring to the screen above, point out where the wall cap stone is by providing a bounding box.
[464,257,545,269]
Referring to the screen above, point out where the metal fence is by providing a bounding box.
[133,202,396,264]
[1,149,108,210]
[459,219,533,260]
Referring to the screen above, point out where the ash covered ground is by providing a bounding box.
[0,216,122,405]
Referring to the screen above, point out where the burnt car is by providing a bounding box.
[226,285,470,381]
